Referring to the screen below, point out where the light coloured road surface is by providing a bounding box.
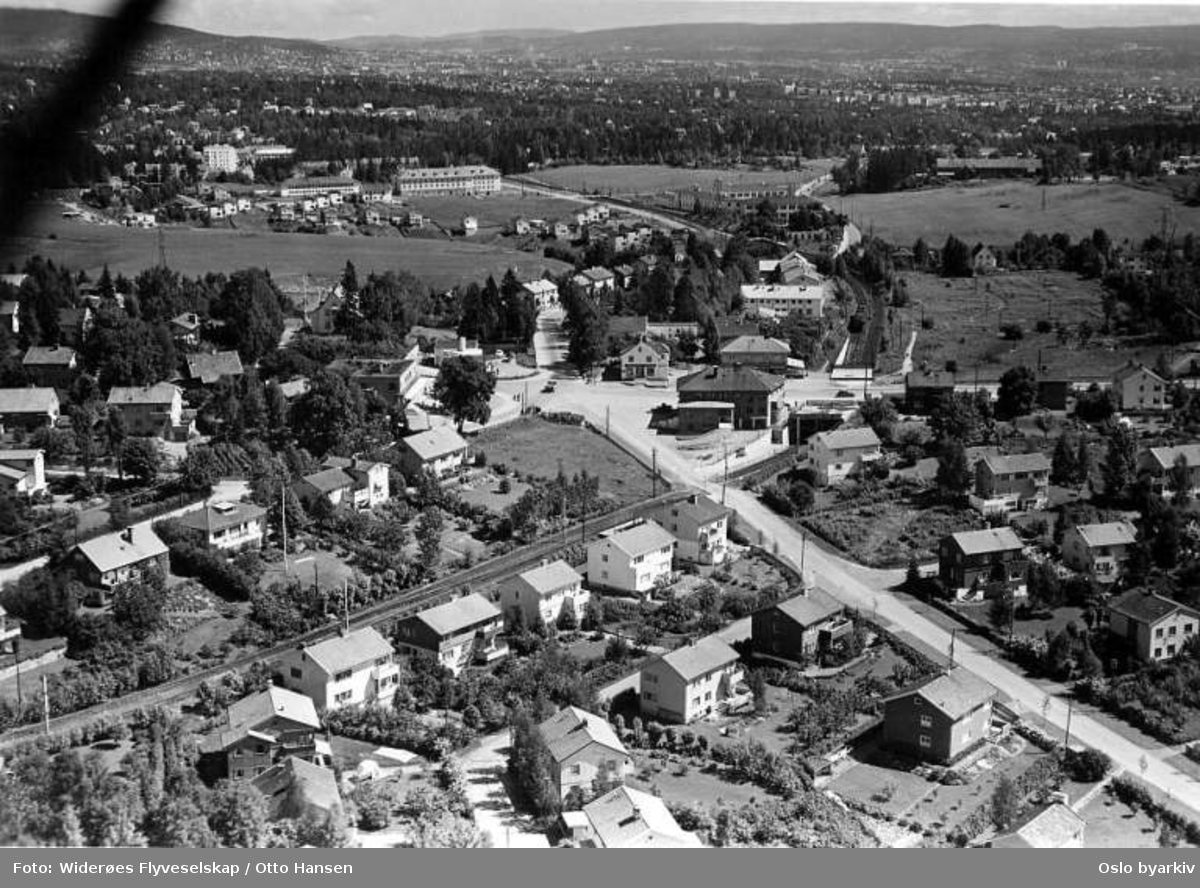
[550,378,1200,818]
[455,730,550,848]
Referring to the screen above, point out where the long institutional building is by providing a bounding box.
[393,165,501,197]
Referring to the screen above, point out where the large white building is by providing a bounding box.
[393,165,501,197]
[203,144,240,174]
[740,283,827,318]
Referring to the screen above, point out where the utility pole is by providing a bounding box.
[13,638,21,707]
[722,444,729,506]
[1064,699,1074,750]
[605,405,611,438]
[42,674,50,735]
[652,449,658,497]
[948,627,957,668]
[281,485,289,575]
[343,580,350,634]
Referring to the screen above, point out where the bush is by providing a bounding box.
[1000,322,1025,341]
[1064,748,1111,783]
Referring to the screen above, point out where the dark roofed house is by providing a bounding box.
[750,586,852,665]
[619,338,670,381]
[720,335,791,374]
[202,686,327,780]
[905,370,956,414]
[21,346,77,389]
[184,351,245,386]
[882,669,996,764]
[677,365,785,431]
[538,706,632,801]
[252,756,342,823]
[177,501,266,552]
[57,306,94,348]
[971,451,1051,514]
[1109,589,1199,664]
[394,592,506,674]
[939,527,1027,601]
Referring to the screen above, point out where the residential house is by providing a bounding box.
[970,451,1052,514]
[905,370,956,414]
[72,524,169,591]
[434,336,484,366]
[522,279,560,312]
[57,306,94,347]
[539,706,633,801]
[204,686,326,780]
[1062,522,1137,583]
[972,245,999,274]
[1108,589,1199,663]
[278,627,400,710]
[1036,377,1072,411]
[882,669,996,764]
[0,603,19,654]
[1112,362,1167,412]
[184,351,245,387]
[586,519,676,596]
[577,267,616,294]
[511,217,532,236]
[739,283,826,318]
[393,593,506,675]
[644,493,730,566]
[0,449,46,497]
[676,402,735,434]
[0,299,19,335]
[106,383,187,439]
[619,338,671,381]
[991,804,1086,849]
[177,501,267,552]
[774,250,823,286]
[21,346,77,389]
[1138,443,1200,499]
[462,215,478,235]
[561,786,702,848]
[750,586,851,665]
[719,335,791,374]
[808,427,883,486]
[677,365,786,431]
[252,756,343,824]
[169,312,202,347]
[639,636,745,724]
[308,288,344,335]
[293,457,390,512]
[352,359,418,409]
[0,388,60,430]
[396,426,469,479]
[938,527,1028,600]
[497,560,590,629]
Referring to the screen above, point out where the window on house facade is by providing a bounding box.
[335,690,352,704]
[290,667,302,679]
[919,715,932,728]
[919,735,932,749]
[334,669,353,682]
[1154,648,1163,659]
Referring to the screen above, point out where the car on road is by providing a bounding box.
[542,380,557,393]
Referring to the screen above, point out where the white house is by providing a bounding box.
[644,493,730,565]
[522,279,560,312]
[497,560,590,628]
[396,426,469,479]
[739,283,826,318]
[0,449,46,497]
[562,786,703,848]
[177,501,267,552]
[639,636,746,724]
[539,706,632,801]
[808,427,882,486]
[586,519,676,596]
[278,627,400,711]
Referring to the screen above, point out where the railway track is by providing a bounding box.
[0,490,690,749]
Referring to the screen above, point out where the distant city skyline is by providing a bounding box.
[7,0,1200,40]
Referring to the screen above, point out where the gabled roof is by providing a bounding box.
[1072,521,1137,549]
[651,493,729,527]
[813,427,881,450]
[516,560,583,596]
[1114,362,1165,384]
[106,383,180,406]
[400,426,468,462]
[654,636,739,683]
[721,335,791,356]
[906,369,957,389]
[581,786,702,848]
[892,669,996,720]
[774,587,843,629]
[22,346,76,367]
[302,627,393,675]
[75,524,168,574]
[412,593,501,638]
[677,365,785,395]
[620,338,670,360]
[1109,589,1199,626]
[185,351,244,384]
[1145,443,1200,471]
[277,377,310,400]
[598,519,676,558]
[522,279,558,294]
[980,452,1052,475]
[947,526,1024,556]
[178,501,266,535]
[0,387,59,414]
[169,312,201,331]
[992,804,1085,849]
[226,686,320,738]
[539,706,627,763]
[0,449,43,464]
[251,756,341,819]
[297,467,354,494]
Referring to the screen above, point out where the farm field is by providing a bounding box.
[471,417,657,507]
[529,161,838,198]
[9,201,569,290]
[406,191,583,233]
[841,180,1200,248]
[889,270,1164,381]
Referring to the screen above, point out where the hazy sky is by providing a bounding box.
[9,0,1200,39]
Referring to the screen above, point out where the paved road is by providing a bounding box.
[551,378,1200,818]
[456,731,550,848]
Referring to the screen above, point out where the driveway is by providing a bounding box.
[455,730,550,848]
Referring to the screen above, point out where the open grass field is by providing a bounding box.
[1079,793,1163,848]
[530,161,838,198]
[7,202,570,291]
[471,417,657,507]
[891,270,1165,381]
[842,180,1200,248]
[406,191,584,232]
[626,750,763,810]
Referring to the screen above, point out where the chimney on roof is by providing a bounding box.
[458,336,467,352]
[120,527,133,543]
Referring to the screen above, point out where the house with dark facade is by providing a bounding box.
[904,370,956,414]
[882,669,996,764]
[0,387,60,430]
[202,686,328,780]
[719,336,790,374]
[970,452,1051,515]
[72,524,169,593]
[21,346,77,389]
[393,593,507,675]
[938,527,1028,600]
[676,365,785,431]
[750,586,851,665]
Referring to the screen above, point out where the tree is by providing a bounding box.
[997,366,1037,420]
[1050,434,1079,486]
[121,438,161,486]
[1101,423,1138,504]
[291,372,367,457]
[566,302,608,377]
[858,396,898,442]
[105,408,127,477]
[341,260,359,296]
[208,780,270,848]
[111,571,167,640]
[70,403,98,477]
[747,670,768,713]
[990,589,1016,638]
[179,445,221,493]
[431,356,496,433]
[929,391,991,445]
[415,507,444,572]
[1075,437,1093,487]
[210,269,285,364]
[507,707,559,819]
[941,235,973,277]
[990,774,1020,831]
[935,439,971,503]
[1169,453,1192,505]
